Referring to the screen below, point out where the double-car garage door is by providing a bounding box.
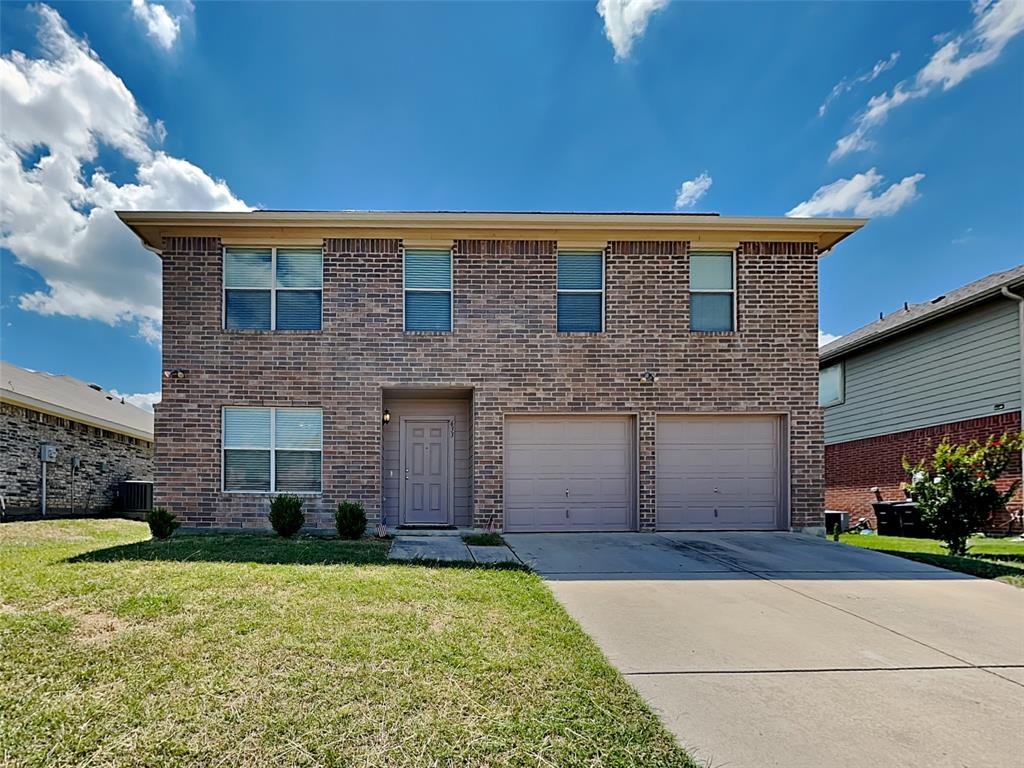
[504,414,782,532]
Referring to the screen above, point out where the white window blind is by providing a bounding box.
[223,407,322,492]
[690,252,735,332]
[404,250,452,332]
[224,247,322,330]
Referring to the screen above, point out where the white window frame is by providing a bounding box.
[402,248,454,333]
[222,247,324,331]
[819,362,845,408]
[556,251,606,333]
[221,406,323,494]
[689,250,737,333]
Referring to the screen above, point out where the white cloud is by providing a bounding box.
[787,168,925,218]
[597,0,669,61]
[831,0,1024,160]
[818,330,841,347]
[0,5,248,346]
[819,51,900,117]
[131,0,192,51]
[674,171,712,210]
[110,389,161,412]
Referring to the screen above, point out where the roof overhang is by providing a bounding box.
[0,389,154,442]
[117,211,866,255]
[819,277,1024,365]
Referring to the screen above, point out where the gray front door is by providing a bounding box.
[402,420,451,525]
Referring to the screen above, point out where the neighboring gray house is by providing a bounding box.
[0,361,155,518]
[820,264,1024,530]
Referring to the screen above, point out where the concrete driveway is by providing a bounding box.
[504,531,1024,768]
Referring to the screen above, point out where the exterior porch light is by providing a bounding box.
[382,408,391,425]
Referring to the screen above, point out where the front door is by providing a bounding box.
[402,420,451,525]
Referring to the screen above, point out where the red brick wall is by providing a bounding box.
[825,411,1022,531]
[157,236,824,532]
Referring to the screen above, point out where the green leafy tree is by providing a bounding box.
[903,433,1022,556]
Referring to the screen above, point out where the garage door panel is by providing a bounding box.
[505,416,635,532]
[657,415,782,530]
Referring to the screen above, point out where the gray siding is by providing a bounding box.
[381,398,472,526]
[824,298,1021,444]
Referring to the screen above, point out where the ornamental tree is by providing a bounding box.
[902,433,1022,556]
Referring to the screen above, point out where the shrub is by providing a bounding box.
[903,433,1023,556]
[335,501,367,540]
[146,507,180,540]
[268,494,305,538]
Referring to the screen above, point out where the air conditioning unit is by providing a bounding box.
[824,510,850,535]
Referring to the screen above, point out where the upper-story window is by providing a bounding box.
[690,252,735,332]
[224,247,323,331]
[557,251,604,333]
[819,363,845,407]
[404,250,452,332]
[222,407,323,493]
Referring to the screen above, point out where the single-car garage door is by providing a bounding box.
[657,415,782,530]
[505,416,635,532]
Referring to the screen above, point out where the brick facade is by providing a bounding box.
[825,411,1022,531]
[157,236,824,532]
[1,401,154,515]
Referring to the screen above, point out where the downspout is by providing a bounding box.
[1001,286,1024,522]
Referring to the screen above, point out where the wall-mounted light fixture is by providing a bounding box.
[163,369,187,379]
[638,371,659,385]
[382,408,391,425]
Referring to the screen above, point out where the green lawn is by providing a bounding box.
[840,533,1024,588]
[0,520,695,768]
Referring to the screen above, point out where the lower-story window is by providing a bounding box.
[222,407,322,493]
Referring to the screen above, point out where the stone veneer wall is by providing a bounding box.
[1,401,154,515]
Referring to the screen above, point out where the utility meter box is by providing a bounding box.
[40,444,58,463]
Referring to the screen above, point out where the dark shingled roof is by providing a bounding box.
[820,263,1024,363]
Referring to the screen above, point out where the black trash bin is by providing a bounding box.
[872,500,924,537]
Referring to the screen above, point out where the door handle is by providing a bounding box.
[565,488,570,497]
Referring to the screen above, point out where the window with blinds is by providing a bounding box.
[224,247,322,330]
[404,250,452,332]
[557,252,604,332]
[223,407,323,493]
[690,252,736,332]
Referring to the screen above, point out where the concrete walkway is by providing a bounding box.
[388,531,520,564]
[505,531,1024,768]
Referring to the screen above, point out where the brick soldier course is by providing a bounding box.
[128,212,864,533]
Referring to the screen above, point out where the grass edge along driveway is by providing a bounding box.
[840,532,1024,588]
[0,519,697,768]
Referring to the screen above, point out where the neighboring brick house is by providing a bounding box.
[820,265,1024,531]
[1,361,154,517]
[118,211,863,534]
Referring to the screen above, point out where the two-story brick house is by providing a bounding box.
[118,211,863,534]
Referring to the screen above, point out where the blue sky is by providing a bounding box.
[1,0,1022,407]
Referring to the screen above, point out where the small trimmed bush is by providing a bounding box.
[335,501,367,540]
[269,494,305,538]
[146,507,179,540]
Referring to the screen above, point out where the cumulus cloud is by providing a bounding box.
[597,0,669,61]
[787,168,925,218]
[131,0,192,51]
[818,330,841,347]
[674,172,712,210]
[831,0,1024,161]
[819,51,900,117]
[0,5,248,345]
[110,389,161,412]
